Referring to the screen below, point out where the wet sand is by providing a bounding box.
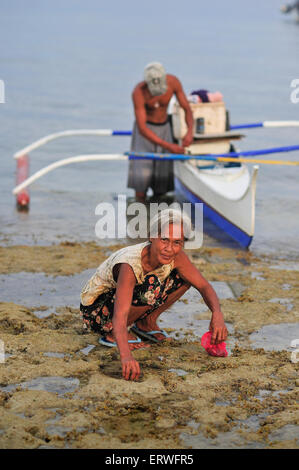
[0,243,298,449]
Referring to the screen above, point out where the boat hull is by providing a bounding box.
[174,161,258,248]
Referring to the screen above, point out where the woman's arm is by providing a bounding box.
[112,263,141,381]
[175,251,228,344]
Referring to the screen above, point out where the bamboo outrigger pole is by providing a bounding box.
[13,123,299,208]
[13,150,299,196]
[13,121,299,159]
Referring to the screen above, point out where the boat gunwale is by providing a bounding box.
[178,160,251,202]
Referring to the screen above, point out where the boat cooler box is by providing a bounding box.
[171,101,231,155]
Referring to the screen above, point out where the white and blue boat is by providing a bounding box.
[174,158,258,248]
[171,101,258,248]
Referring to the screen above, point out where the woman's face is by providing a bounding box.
[150,223,185,265]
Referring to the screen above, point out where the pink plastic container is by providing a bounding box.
[201,331,228,357]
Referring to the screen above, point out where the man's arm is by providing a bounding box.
[172,76,194,147]
[133,86,184,154]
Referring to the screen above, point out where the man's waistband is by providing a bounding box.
[146,116,170,126]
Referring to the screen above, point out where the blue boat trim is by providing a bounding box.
[111,124,264,135]
[112,130,132,136]
[230,123,264,130]
[174,176,253,248]
[127,143,299,160]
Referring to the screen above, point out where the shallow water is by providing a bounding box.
[0,269,94,313]
[0,270,234,315]
[181,409,299,449]
[249,323,299,351]
[0,376,80,396]
[157,285,235,349]
[45,425,72,438]
[79,345,95,356]
[268,298,294,312]
[254,389,290,401]
[269,425,299,444]
[270,263,299,272]
[168,368,188,377]
[5,267,298,355]
[180,415,267,449]
[251,272,266,281]
[1,0,299,257]
[43,352,65,358]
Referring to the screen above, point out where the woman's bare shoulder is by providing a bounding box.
[114,262,137,285]
[174,249,193,268]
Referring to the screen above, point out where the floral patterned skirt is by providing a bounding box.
[79,268,187,336]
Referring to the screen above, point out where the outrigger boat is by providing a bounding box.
[12,103,299,248]
[174,161,258,248]
[171,101,257,247]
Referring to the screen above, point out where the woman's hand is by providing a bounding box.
[209,312,228,344]
[121,356,141,381]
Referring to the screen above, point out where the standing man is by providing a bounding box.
[127,62,193,202]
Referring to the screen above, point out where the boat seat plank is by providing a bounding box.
[193,131,245,140]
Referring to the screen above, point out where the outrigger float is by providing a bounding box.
[13,102,299,248]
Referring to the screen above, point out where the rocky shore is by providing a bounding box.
[0,242,298,449]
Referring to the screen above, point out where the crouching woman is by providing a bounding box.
[80,209,228,381]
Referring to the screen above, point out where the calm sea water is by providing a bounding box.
[0,0,299,256]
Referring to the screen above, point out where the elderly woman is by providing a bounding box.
[80,209,228,381]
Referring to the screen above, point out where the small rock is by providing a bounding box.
[155,418,176,429]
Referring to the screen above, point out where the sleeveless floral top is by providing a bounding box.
[80,241,175,306]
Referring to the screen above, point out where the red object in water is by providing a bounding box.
[16,154,30,210]
[201,331,228,357]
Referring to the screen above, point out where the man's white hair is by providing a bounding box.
[144,62,167,96]
[149,208,192,240]
[144,62,165,75]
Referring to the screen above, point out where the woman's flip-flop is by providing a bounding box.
[130,324,171,343]
[98,336,147,348]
